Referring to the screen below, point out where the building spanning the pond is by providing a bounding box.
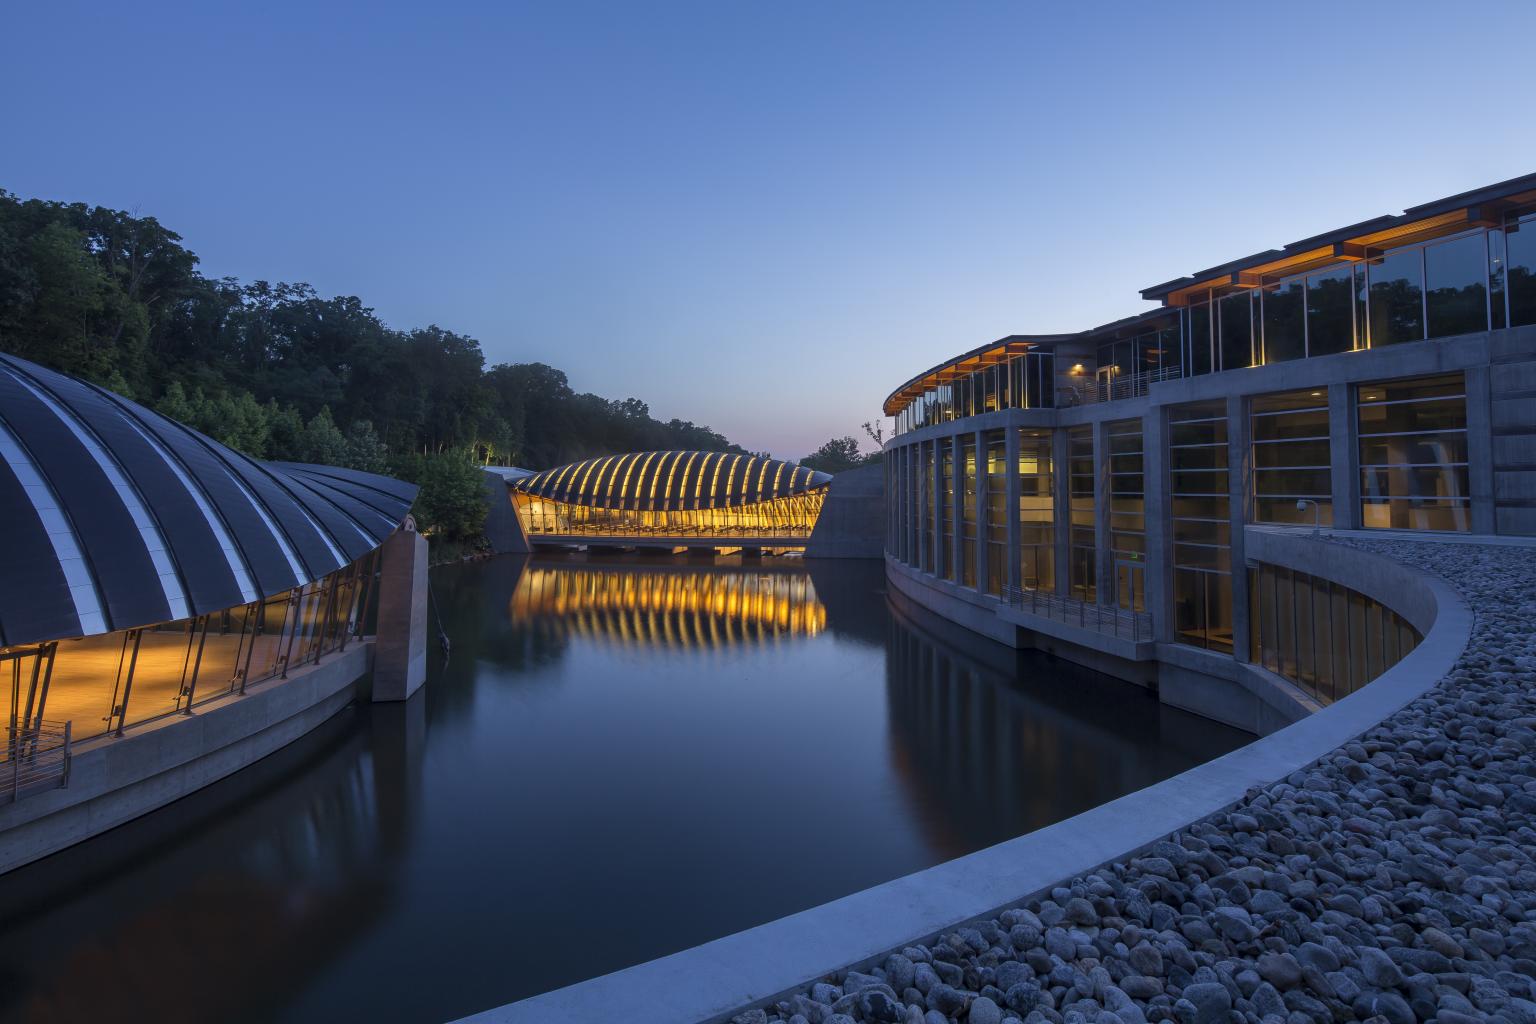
[883,173,1536,732]
[501,451,836,551]
[0,351,420,872]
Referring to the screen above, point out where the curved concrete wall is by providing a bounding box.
[457,535,1471,1024]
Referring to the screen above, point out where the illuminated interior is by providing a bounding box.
[509,564,826,648]
[511,451,832,541]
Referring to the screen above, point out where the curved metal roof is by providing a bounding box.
[510,452,831,512]
[0,352,416,649]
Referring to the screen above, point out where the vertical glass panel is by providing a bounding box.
[961,437,977,589]
[1249,390,1332,525]
[984,432,1006,597]
[1306,264,1356,356]
[1490,226,1507,331]
[1068,425,1096,603]
[1424,231,1488,339]
[1357,374,1470,532]
[1366,247,1425,347]
[1169,402,1231,651]
[1261,278,1306,364]
[1017,429,1054,592]
[1506,212,1536,327]
[1219,291,1254,371]
[1187,301,1213,376]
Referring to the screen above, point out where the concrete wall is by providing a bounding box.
[0,642,372,875]
[482,469,532,554]
[805,462,886,559]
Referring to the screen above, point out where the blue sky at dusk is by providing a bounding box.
[7,1,1535,459]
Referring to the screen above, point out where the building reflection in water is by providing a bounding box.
[882,586,1249,861]
[509,560,826,649]
[0,556,1248,1024]
[0,696,424,1024]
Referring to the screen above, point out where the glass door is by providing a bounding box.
[1114,559,1145,613]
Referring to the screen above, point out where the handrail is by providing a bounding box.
[4,719,72,804]
[1001,585,1152,642]
[1058,364,1182,406]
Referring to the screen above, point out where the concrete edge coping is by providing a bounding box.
[455,538,1472,1024]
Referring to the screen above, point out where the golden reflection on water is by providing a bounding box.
[508,564,826,648]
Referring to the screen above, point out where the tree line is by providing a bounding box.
[0,189,748,542]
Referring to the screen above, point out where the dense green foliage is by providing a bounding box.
[798,422,883,474]
[0,189,747,545]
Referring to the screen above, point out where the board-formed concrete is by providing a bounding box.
[805,463,886,559]
[0,642,372,874]
[455,534,1483,1024]
[373,528,428,701]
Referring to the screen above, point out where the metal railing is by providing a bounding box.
[1002,585,1153,642]
[2,720,72,804]
[1058,365,1183,407]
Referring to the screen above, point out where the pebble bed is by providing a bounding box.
[735,539,1536,1024]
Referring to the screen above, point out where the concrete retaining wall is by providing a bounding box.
[805,463,886,559]
[0,642,372,874]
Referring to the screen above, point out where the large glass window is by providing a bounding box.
[1018,429,1054,592]
[1358,374,1470,532]
[1067,426,1096,603]
[1249,562,1420,705]
[1186,297,1214,377]
[1106,419,1145,613]
[1261,277,1306,364]
[1169,402,1232,652]
[1505,210,1536,327]
[984,431,1007,597]
[1424,231,1489,339]
[1218,291,1254,371]
[1306,264,1357,356]
[1250,390,1332,526]
[1365,247,1425,347]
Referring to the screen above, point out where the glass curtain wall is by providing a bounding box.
[1106,419,1146,612]
[1510,208,1536,326]
[2,553,378,745]
[960,437,978,589]
[1017,429,1054,592]
[893,352,1057,435]
[1067,426,1096,602]
[984,431,1007,596]
[1249,562,1421,705]
[1357,374,1470,531]
[1250,390,1333,526]
[1170,402,1233,652]
[516,489,830,540]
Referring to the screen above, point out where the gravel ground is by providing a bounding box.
[737,540,1536,1024]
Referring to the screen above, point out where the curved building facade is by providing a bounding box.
[0,351,415,815]
[510,451,832,545]
[882,173,1536,731]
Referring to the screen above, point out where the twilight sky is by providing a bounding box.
[7,1,1535,460]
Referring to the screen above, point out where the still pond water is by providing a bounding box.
[0,556,1248,1023]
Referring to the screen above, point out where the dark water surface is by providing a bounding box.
[0,556,1249,1023]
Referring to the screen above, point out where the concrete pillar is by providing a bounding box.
[373,527,428,702]
[1143,407,1172,643]
[1465,364,1496,535]
[1005,427,1020,596]
[931,440,943,575]
[1227,395,1251,663]
[1052,427,1071,597]
[1327,383,1360,530]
